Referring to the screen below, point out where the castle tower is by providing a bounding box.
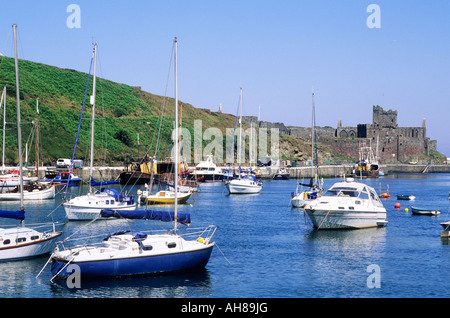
[422,118,426,138]
[372,105,397,128]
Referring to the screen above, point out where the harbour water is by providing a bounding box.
[0,173,449,299]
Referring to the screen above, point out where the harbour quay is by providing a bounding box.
[20,163,450,183]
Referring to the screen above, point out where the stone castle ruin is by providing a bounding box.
[243,105,437,163]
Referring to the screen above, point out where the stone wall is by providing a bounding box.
[243,105,437,163]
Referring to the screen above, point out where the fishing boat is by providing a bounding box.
[411,207,440,215]
[118,156,154,185]
[304,177,388,230]
[291,92,323,208]
[397,195,415,200]
[273,167,290,180]
[353,140,379,178]
[0,24,62,261]
[52,171,82,186]
[62,44,136,220]
[224,88,263,194]
[48,38,216,280]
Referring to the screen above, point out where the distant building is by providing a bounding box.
[243,105,437,163]
[334,105,436,162]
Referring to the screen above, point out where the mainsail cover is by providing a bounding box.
[0,209,25,220]
[100,209,191,224]
[90,176,119,186]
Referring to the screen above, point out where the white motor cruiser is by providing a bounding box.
[304,178,387,230]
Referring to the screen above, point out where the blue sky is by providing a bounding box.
[0,0,449,156]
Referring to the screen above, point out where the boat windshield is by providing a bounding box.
[323,187,359,197]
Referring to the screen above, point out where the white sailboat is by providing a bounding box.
[291,91,323,207]
[63,44,135,220]
[0,24,62,261]
[225,88,262,194]
[0,87,40,194]
[49,38,216,279]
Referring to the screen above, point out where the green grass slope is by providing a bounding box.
[0,56,237,166]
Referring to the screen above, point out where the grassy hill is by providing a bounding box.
[0,56,241,166]
[0,55,363,168]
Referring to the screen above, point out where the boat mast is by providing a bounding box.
[174,37,178,233]
[1,86,5,173]
[89,43,97,194]
[36,98,39,180]
[238,88,242,171]
[311,91,315,181]
[12,24,24,213]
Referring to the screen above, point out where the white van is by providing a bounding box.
[56,158,71,168]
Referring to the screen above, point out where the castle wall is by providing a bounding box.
[244,105,436,163]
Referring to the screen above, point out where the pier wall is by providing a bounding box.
[284,164,450,179]
[21,163,450,182]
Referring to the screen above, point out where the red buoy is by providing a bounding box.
[395,202,401,209]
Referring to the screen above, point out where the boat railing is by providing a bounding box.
[178,225,217,242]
[0,221,64,231]
[57,225,217,252]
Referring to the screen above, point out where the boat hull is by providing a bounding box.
[51,244,214,279]
[64,204,136,221]
[0,232,62,262]
[119,171,152,185]
[0,186,55,201]
[195,173,223,182]
[305,209,388,230]
[140,191,191,205]
[291,197,307,208]
[225,182,262,194]
[291,191,319,208]
[411,207,440,215]
[397,195,415,200]
[273,173,290,180]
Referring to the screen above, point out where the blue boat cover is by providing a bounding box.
[100,188,119,200]
[100,209,191,224]
[90,176,119,186]
[0,209,25,220]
